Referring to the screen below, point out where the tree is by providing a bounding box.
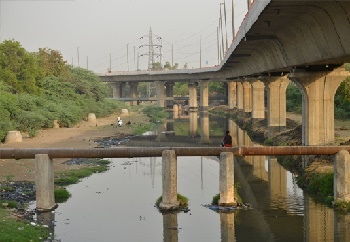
[0,40,43,94]
[164,61,178,70]
[151,62,162,70]
[37,48,70,78]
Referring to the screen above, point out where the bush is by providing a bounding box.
[142,106,169,122]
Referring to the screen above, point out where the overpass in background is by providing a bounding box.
[98,0,350,147]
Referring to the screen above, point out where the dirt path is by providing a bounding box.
[0,112,147,182]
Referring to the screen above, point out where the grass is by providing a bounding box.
[54,189,71,203]
[0,208,49,241]
[155,193,189,210]
[54,163,109,186]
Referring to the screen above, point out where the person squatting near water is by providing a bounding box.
[222,130,232,147]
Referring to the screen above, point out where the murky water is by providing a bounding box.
[33,112,350,241]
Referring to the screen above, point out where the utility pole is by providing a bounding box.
[134,46,136,69]
[139,27,162,70]
[127,43,129,71]
[77,47,80,67]
[71,57,73,67]
[109,53,111,73]
[87,56,88,70]
[217,27,220,64]
[247,0,251,9]
[172,44,174,67]
[232,0,235,38]
[200,35,202,68]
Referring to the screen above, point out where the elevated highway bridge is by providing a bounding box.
[98,0,350,147]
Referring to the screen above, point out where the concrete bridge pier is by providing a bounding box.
[188,82,198,111]
[250,79,265,124]
[165,82,174,108]
[35,154,56,212]
[334,150,350,203]
[227,81,237,110]
[120,82,127,98]
[263,76,290,137]
[200,80,209,111]
[160,150,179,210]
[289,67,348,145]
[155,81,166,107]
[236,82,244,110]
[219,152,236,206]
[242,81,252,113]
[129,82,139,106]
[111,82,122,99]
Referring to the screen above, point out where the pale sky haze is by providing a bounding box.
[0,0,248,73]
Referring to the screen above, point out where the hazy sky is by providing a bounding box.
[0,0,248,73]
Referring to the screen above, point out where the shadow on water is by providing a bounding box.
[32,110,349,241]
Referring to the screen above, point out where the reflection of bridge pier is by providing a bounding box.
[267,156,287,208]
[220,213,235,242]
[200,112,210,144]
[304,196,334,242]
[37,211,55,238]
[189,111,198,137]
[163,213,178,242]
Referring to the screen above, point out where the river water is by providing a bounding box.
[33,112,350,242]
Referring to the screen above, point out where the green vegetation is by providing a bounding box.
[0,39,127,141]
[211,183,242,205]
[0,216,49,242]
[297,171,334,205]
[141,106,169,122]
[54,163,109,186]
[155,193,189,210]
[286,78,350,119]
[54,189,71,203]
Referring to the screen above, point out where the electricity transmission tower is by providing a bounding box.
[139,27,162,70]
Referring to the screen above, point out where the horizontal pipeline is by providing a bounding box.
[0,146,350,159]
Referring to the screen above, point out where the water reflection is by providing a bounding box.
[31,110,350,241]
[163,213,179,242]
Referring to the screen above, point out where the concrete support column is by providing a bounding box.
[155,81,165,107]
[250,79,265,120]
[188,82,198,111]
[129,82,139,106]
[200,80,209,111]
[35,154,55,211]
[236,82,244,110]
[334,150,350,203]
[219,152,236,206]
[165,82,175,108]
[263,76,290,137]
[120,82,127,98]
[228,119,237,146]
[112,83,121,99]
[289,67,347,145]
[242,81,252,113]
[227,81,237,110]
[220,213,235,242]
[200,112,210,144]
[173,104,179,119]
[160,150,179,210]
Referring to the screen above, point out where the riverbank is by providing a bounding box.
[209,106,350,211]
[0,111,149,182]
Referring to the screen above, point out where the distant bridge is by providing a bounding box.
[98,0,350,147]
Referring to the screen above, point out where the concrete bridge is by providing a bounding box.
[98,0,350,147]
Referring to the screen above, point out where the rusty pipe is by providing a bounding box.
[0,146,350,159]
